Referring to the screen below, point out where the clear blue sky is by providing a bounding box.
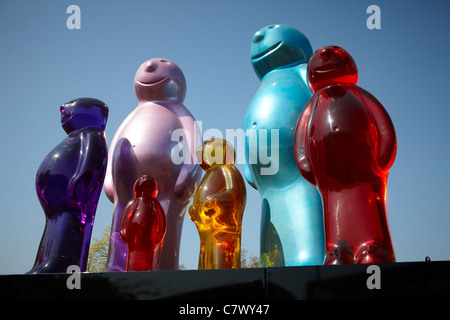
[0,0,449,274]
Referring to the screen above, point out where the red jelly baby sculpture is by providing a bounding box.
[119,176,166,271]
[294,46,397,265]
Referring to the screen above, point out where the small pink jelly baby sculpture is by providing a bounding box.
[119,175,166,271]
[104,58,201,271]
[294,46,397,265]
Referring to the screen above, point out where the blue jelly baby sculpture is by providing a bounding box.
[28,98,109,274]
[243,24,325,267]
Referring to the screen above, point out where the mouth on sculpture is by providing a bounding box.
[252,42,282,60]
[136,77,168,86]
[314,63,347,74]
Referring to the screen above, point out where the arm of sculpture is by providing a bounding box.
[104,110,136,202]
[354,86,397,171]
[67,131,104,203]
[296,63,310,91]
[174,116,202,200]
[294,97,317,186]
[154,202,167,245]
[244,128,257,189]
[103,151,115,202]
[119,200,138,243]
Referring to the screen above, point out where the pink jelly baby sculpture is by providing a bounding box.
[104,58,201,271]
[119,175,166,271]
[294,46,397,265]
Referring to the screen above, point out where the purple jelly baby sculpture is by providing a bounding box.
[28,98,108,274]
[104,58,201,271]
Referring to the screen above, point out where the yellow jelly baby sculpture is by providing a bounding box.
[189,138,247,269]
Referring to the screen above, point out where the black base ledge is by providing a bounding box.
[1,261,450,300]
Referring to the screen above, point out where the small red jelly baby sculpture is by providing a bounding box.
[294,45,397,264]
[119,175,166,271]
[189,139,247,269]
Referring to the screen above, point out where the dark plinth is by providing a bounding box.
[1,261,449,300]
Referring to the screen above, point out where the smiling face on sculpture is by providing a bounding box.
[250,24,313,79]
[134,58,186,102]
[307,45,358,92]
